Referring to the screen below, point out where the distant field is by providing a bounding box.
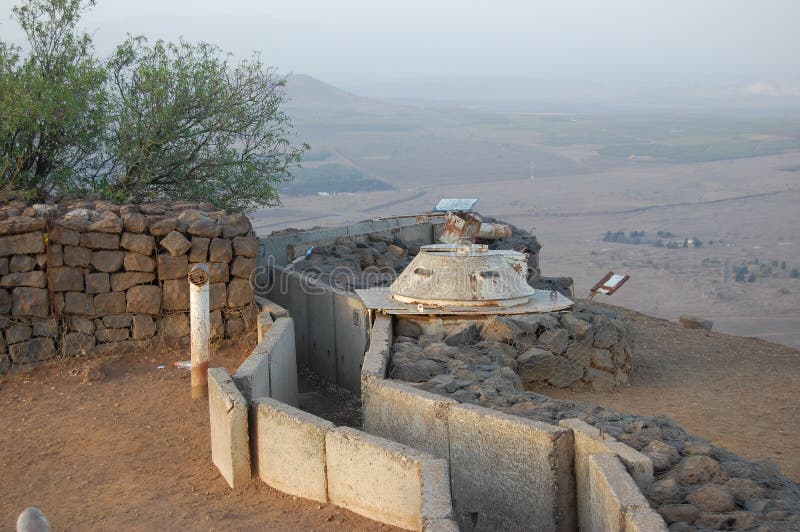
[281,163,392,196]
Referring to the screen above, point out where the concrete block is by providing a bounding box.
[334,292,369,393]
[267,318,298,407]
[360,314,392,383]
[448,403,576,531]
[232,343,270,403]
[254,397,333,503]
[307,283,337,383]
[423,519,460,532]
[558,418,653,510]
[286,271,310,365]
[623,507,668,532]
[586,453,653,532]
[254,295,289,319]
[257,311,273,342]
[326,427,452,531]
[208,367,251,489]
[363,379,456,461]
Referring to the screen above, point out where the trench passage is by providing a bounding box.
[297,365,362,428]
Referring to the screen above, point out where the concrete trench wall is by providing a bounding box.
[362,315,668,532]
[208,296,458,531]
[257,217,442,395]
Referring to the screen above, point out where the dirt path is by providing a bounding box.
[534,304,800,481]
[0,340,398,531]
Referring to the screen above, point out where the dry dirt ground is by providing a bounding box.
[0,338,399,532]
[533,304,800,482]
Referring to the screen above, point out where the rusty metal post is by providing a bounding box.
[189,264,210,399]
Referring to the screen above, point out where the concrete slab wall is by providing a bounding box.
[363,378,456,461]
[232,339,270,402]
[265,318,298,407]
[208,367,251,489]
[334,292,370,392]
[585,453,666,532]
[326,426,453,531]
[254,397,333,503]
[307,283,338,382]
[448,403,576,531]
[360,314,392,383]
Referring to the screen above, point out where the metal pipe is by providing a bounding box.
[189,264,210,399]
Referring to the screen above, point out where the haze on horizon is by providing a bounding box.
[1,0,799,110]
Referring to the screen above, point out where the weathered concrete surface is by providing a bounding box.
[559,418,653,488]
[267,317,298,407]
[254,294,289,319]
[360,314,392,384]
[363,378,456,461]
[586,453,666,532]
[208,367,251,489]
[334,292,370,393]
[254,397,333,503]
[326,426,452,531]
[623,507,669,532]
[257,311,273,342]
[232,341,270,402]
[307,284,338,383]
[448,403,576,531]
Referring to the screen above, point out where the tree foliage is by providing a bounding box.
[0,0,107,199]
[0,0,306,211]
[104,37,305,211]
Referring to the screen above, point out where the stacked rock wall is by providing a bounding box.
[0,199,257,373]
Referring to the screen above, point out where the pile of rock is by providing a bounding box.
[0,199,258,373]
[387,312,800,529]
[390,303,632,392]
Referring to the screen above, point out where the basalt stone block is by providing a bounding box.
[10,254,36,272]
[159,312,189,338]
[0,258,8,275]
[162,278,189,311]
[35,253,47,269]
[96,327,129,342]
[160,230,192,256]
[538,328,569,354]
[209,238,232,263]
[227,277,254,308]
[94,292,127,316]
[9,337,56,363]
[211,309,224,340]
[64,292,95,316]
[103,313,133,328]
[91,250,124,272]
[158,254,188,280]
[233,235,258,258]
[110,271,155,292]
[47,244,64,268]
[210,283,226,310]
[63,245,91,267]
[84,272,110,294]
[122,212,147,233]
[220,213,251,237]
[63,332,95,356]
[80,232,119,250]
[123,252,155,272]
[208,262,229,283]
[187,218,220,238]
[68,317,95,335]
[0,232,45,257]
[1,270,47,288]
[149,217,177,236]
[88,213,123,234]
[230,256,255,279]
[32,318,58,338]
[176,210,209,232]
[5,324,32,344]
[0,288,11,314]
[49,266,84,292]
[0,216,45,235]
[126,284,161,315]
[52,292,64,315]
[132,314,156,340]
[188,237,210,262]
[48,225,80,246]
[121,232,155,255]
[225,316,246,337]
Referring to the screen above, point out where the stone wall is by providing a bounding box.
[0,199,257,373]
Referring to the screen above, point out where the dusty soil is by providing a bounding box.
[0,338,399,531]
[532,303,800,481]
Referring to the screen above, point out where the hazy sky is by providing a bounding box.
[1,0,799,88]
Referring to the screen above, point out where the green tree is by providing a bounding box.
[0,0,107,199]
[104,36,307,211]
